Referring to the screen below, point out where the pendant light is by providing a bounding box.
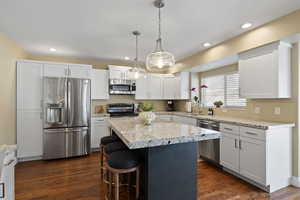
[146,0,175,72]
[130,31,147,79]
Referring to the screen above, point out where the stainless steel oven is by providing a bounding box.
[109,79,136,95]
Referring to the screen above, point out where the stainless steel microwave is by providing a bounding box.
[109,79,136,95]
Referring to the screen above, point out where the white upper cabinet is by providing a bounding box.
[135,75,149,99]
[108,65,133,80]
[68,64,91,79]
[91,69,109,99]
[44,63,91,79]
[163,77,177,99]
[44,63,68,78]
[239,41,291,99]
[135,72,190,100]
[148,74,163,99]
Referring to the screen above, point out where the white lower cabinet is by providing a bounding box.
[220,123,292,193]
[0,152,17,200]
[91,117,110,150]
[239,136,266,185]
[220,132,240,173]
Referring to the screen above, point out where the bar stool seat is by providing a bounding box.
[101,135,120,145]
[104,142,128,155]
[108,151,139,169]
[106,151,140,200]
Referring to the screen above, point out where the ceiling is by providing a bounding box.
[1,0,300,63]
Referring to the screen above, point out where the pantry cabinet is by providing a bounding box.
[239,41,291,99]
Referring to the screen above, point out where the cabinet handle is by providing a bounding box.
[245,131,258,136]
[239,140,242,150]
[234,139,238,149]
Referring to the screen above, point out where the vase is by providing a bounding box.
[140,111,156,125]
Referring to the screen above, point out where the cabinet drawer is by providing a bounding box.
[220,123,239,135]
[240,127,266,141]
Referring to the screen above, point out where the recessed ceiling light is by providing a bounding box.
[241,23,252,29]
[49,48,57,52]
[124,56,130,60]
[203,42,211,47]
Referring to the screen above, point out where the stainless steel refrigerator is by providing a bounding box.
[43,77,91,160]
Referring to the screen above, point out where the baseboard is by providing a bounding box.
[290,176,300,187]
[18,156,42,162]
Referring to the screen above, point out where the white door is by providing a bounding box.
[91,69,109,99]
[239,52,277,98]
[239,136,266,185]
[68,65,91,79]
[91,118,109,149]
[220,132,240,173]
[17,110,43,158]
[44,63,68,78]
[17,62,43,110]
[149,75,163,99]
[163,78,176,99]
[135,76,149,99]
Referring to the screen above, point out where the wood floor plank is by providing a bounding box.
[15,153,300,200]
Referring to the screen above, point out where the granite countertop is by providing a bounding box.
[156,112,295,130]
[108,117,220,149]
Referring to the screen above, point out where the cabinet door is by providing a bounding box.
[17,62,43,110]
[239,52,277,98]
[17,110,43,158]
[239,136,266,185]
[91,118,109,149]
[44,63,68,78]
[91,69,109,99]
[68,65,91,79]
[220,132,240,173]
[109,69,123,79]
[135,76,149,99]
[149,75,163,99]
[163,78,176,99]
[177,72,190,99]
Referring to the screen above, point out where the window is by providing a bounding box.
[201,72,246,107]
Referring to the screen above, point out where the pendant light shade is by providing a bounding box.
[130,31,147,79]
[146,0,175,72]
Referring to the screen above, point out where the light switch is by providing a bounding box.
[274,107,281,115]
[254,107,261,114]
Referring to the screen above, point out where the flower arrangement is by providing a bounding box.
[139,103,154,112]
[139,103,156,125]
[191,85,208,106]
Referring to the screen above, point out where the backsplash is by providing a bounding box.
[92,95,167,114]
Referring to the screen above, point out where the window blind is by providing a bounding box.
[201,72,246,107]
[202,75,225,107]
[225,73,247,107]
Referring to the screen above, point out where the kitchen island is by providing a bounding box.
[109,117,220,200]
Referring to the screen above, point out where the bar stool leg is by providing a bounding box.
[136,168,140,200]
[109,171,112,200]
[114,173,119,200]
[100,145,104,177]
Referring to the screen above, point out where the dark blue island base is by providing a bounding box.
[138,142,198,200]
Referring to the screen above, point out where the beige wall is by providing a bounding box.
[0,32,28,145]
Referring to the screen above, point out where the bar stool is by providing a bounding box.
[100,135,120,176]
[103,141,128,183]
[106,151,140,200]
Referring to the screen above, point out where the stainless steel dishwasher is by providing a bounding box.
[198,119,221,166]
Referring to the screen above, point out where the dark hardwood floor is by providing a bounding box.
[16,153,300,200]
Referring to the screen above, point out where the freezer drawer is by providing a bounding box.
[43,127,90,160]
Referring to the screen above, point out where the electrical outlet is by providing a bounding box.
[254,107,261,114]
[274,107,281,115]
